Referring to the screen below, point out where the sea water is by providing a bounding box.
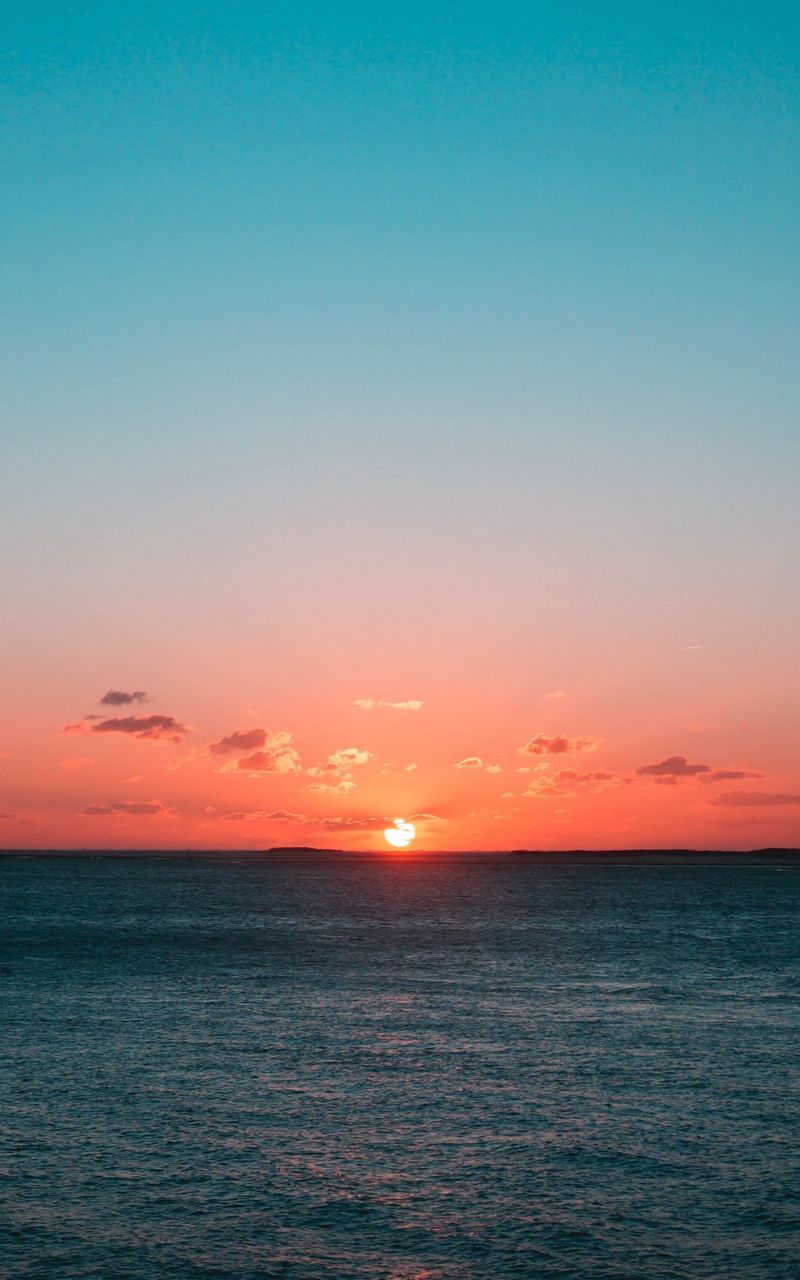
[1,853,798,1278]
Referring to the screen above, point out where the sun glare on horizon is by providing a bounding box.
[383,819,416,849]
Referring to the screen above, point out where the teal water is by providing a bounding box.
[1,854,798,1278]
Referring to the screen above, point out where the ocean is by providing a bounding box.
[1,852,798,1278]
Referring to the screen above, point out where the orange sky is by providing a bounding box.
[2,657,798,850]
[3,8,799,851]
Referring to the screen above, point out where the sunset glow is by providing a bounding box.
[1,6,798,855]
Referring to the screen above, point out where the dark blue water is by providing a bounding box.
[1,854,798,1279]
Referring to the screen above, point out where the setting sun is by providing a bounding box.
[383,819,416,849]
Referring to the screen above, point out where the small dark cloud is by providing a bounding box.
[0,810,16,820]
[92,715,187,742]
[63,715,189,742]
[84,800,165,816]
[709,791,800,808]
[208,728,267,755]
[637,755,711,779]
[100,690,147,706]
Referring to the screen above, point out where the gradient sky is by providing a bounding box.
[2,2,799,850]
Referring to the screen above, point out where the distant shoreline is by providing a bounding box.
[1,847,799,865]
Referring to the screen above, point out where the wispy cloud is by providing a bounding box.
[543,690,566,700]
[83,800,165,816]
[308,747,372,777]
[453,756,503,773]
[709,791,800,808]
[209,808,388,833]
[353,699,424,711]
[304,778,357,795]
[60,757,94,771]
[523,769,622,799]
[698,768,764,784]
[520,733,597,757]
[219,808,307,824]
[557,769,623,789]
[315,814,386,830]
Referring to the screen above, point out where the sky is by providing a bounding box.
[2,2,799,850]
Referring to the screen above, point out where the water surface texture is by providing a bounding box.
[1,854,798,1278]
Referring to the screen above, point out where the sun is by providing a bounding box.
[383,818,416,849]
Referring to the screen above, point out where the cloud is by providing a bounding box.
[522,769,623,799]
[208,728,267,755]
[557,769,621,788]
[543,690,566,700]
[208,730,301,775]
[60,757,93,771]
[219,808,308,824]
[307,747,372,777]
[304,778,357,795]
[698,769,764,783]
[61,721,89,736]
[454,757,484,769]
[0,810,17,820]
[62,714,189,742]
[709,792,800,808]
[520,734,597,757]
[486,764,503,774]
[406,762,418,772]
[208,808,386,832]
[83,800,165,816]
[522,778,565,798]
[314,815,387,831]
[353,699,424,711]
[637,756,711,780]
[230,735,302,775]
[100,690,147,706]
